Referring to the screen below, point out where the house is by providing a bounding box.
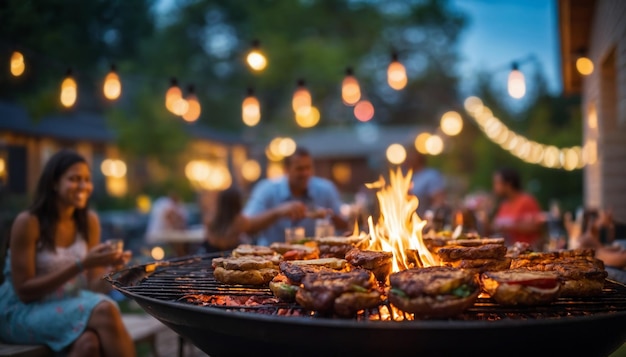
[0,102,249,199]
[558,0,626,222]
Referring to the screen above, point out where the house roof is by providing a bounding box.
[0,102,245,145]
[292,124,431,159]
[558,0,596,95]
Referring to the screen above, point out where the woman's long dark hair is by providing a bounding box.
[208,186,243,237]
[29,149,90,251]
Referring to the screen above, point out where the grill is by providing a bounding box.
[106,253,626,357]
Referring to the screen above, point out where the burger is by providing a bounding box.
[388,266,480,318]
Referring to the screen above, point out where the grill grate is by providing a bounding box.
[111,254,626,322]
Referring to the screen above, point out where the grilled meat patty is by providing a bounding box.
[437,244,508,262]
[232,244,277,257]
[345,248,393,282]
[480,269,561,306]
[269,259,350,302]
[214,267,279,286]
[269,242,320,260]
[388,266,479,318]
[212,255,282,270]
[510,249,607,297]
[442,257,512,272]
[315,237,367,259]
[295,270,381,317]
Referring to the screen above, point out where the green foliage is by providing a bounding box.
[106,89,189,165]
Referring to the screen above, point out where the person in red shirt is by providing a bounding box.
[489,167,545,249]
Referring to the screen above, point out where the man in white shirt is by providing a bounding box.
[145,191,188,244]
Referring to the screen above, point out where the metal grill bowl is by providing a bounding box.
[106,254,626,357]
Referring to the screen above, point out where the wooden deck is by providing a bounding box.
[149,329,206,357]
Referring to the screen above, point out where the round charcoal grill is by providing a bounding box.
[106,253,626,357]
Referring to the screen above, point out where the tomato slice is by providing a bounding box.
[508,278,559,289]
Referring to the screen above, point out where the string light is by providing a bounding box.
[465,96,585,169]
[440,111,463,136]
[576,56,594,76]
[387,53,407,90]
[103,65,122,101]
[60,69,77,108]
[425,134,444,155]
[182,85,201,122]
[341,67,361,106]
[354,100,374,122]
[10,51,25,77]
[246,39,267,72]
[386,143,406,164]
[241,159,261,182]
[292,79,311,113]
[165,78,183,114]
[295,106,320,128]
[414,132,431,154]
[242,88,261,127]
[507,63,526,99]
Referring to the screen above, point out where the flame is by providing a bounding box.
[352,220,360,237]
[364,168,438,272]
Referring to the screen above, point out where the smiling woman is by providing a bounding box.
[0,149,136,357]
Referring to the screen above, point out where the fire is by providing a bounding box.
[364,168,438,272]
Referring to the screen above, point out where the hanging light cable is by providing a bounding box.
[103,64,122,101]
[60,69,77,108]
[387,52,407,90]
[341,67,361,106]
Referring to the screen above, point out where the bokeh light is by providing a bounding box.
[354,100,374,122]
[576,57,594,76]
[10,51,25,77]
[295,106,320,128]
[507,68,526,99]
[414,132,431,154]
[440,111,463,136]
[386,143,407,164]
[241,159,261,182]
[425,134,444,155]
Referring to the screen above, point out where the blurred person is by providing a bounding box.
[145,190,188,256]
[201,186,307,252]
[405,150,446,219]
[579,209,626,284]
[487,167,544,249]
[243,147,349,246]
[0,149,135,357]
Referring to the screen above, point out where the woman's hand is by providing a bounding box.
[83,243,124,269]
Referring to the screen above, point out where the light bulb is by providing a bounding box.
[60,70,77,108]
[576,57,594,75]
[165,79,182,113]
[507,63,526,99]
[354,100,374,122]
[103,66,122,100]
[440,111,463,136]
[341,67,361,106]
[386,143,406,165]
[292,80,311,113]
[10,51,25,77]
[387,53,407,90]
[242,89,261,127]
[246,40,267,72]
[425,134,444,155]
[295,106,320,128]
[182,86,201,122]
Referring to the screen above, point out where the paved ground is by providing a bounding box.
[153,328,207,357]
